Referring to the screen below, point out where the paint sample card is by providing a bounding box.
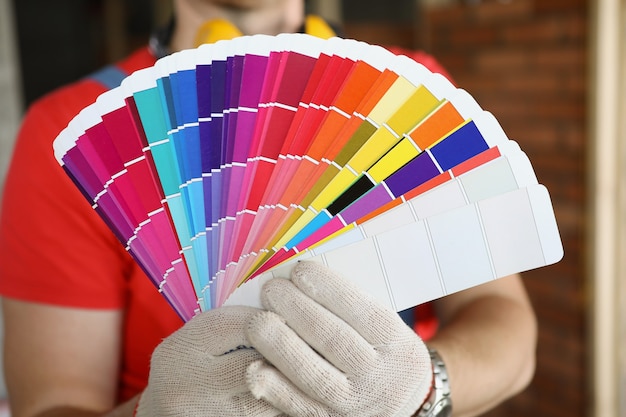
[228,183,561,311]
[53,33,563,320]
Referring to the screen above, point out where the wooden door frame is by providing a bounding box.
[588,0,626,415]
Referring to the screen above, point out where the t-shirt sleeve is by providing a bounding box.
[0,83,132,309]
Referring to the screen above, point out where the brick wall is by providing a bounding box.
[346,1,588,416]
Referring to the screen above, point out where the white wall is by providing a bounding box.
[0,0,23,402]
[0,0,22,190]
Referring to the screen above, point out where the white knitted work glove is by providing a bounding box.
[245,262,433,417]
[136,305,288,417]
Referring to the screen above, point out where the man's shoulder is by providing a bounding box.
[24,47,156,136]
[385,46,455,84]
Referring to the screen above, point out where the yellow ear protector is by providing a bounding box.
[192,15,337,48]
[303,14,337,40]
[150,15,338,59]
[193,19,243,46]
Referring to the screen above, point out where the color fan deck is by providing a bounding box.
[53,34,563,321]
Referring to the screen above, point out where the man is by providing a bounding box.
[0,1,536,416]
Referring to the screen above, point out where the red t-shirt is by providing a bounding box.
[0,43,449,402]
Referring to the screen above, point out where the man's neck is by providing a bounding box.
[170,0,305,52]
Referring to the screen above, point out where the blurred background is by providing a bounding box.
[0,0,622,416]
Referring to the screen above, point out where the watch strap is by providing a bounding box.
[415,348,452,417]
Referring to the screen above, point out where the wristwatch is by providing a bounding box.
[415,348,452,417]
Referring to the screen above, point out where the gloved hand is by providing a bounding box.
[245,261,433,417]
[135,305,288,417]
